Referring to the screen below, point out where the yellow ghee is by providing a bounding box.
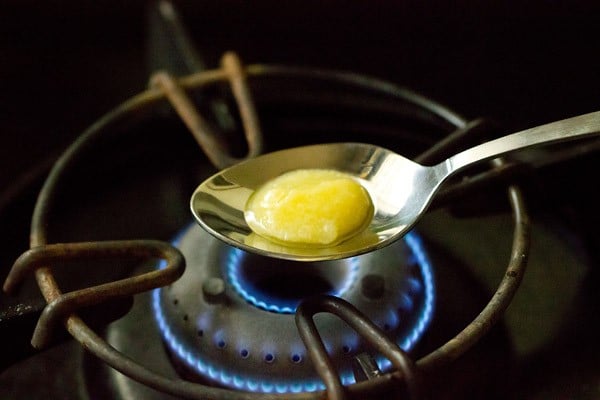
[244,169,373,247]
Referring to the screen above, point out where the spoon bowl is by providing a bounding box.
[191,111,600,261]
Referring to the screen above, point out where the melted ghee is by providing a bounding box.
[244,169,373,247]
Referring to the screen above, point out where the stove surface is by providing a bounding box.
[1,2,599,399]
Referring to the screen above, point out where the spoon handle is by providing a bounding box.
[441,110,600,177]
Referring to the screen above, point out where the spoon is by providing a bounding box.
[191,110,600,261]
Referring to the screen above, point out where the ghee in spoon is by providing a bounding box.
[244,169,373,248]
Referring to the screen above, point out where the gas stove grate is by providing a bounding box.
[3,53,530,400]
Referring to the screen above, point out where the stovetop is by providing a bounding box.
[1,2,599,399]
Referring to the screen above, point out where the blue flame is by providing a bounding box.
[376,232,435,371]
[152,228,435,393]
[226,249,360,314]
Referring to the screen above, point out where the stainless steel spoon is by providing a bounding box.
[191,110,600,261]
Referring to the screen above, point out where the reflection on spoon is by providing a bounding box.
[244,230,381,259]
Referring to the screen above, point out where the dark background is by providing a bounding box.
[2,0,600,196]
[1,2,599,398]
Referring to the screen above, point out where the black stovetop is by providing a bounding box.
[3,1,600,188]
[1,2,599,399]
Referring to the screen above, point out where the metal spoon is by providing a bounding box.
[191,110,600,261]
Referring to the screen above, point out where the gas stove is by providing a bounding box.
[1,2,599,399]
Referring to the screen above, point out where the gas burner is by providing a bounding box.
[152,225,434,393]
[2,50,531,399]
[4,3,600,399]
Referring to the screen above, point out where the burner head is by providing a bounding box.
[153,224,434,393]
